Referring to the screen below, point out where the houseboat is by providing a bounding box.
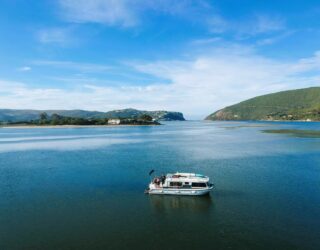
[145,172,214,196]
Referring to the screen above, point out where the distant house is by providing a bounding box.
[108,119,121,125]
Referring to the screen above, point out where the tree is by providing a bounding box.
[139,114,153,121]
[51,113,61,120]
[39,112,48,121]
[50,113,62,125]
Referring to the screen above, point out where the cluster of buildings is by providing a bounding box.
[107,119,121,125]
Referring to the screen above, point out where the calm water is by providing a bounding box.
[0,121,319,250]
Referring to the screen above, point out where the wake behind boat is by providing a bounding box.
[145,172,214,196]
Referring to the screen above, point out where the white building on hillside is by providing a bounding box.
[108,119,121,125]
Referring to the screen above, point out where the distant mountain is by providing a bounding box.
[0,108,185,122]
[205,87,320,121]
[104,109,185,121]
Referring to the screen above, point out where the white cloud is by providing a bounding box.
[207,16,229,34]
[37,27,72,45]
[57,0,285,42]
[1,48,320,119]
[253,15,285,34]
[58,0,211,27]
[17,66,32,72]
[208,14,285,37]
[256,31,295,46]
[59,0,137,27]
[191,37,222,45]
[290,51,320,73]
[33,60,113,73]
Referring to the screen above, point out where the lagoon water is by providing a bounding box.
[0,121,319,250]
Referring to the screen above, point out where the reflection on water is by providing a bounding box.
[0,138,141,153]
[149,195,213,213]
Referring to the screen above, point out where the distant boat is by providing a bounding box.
[145,172,214,196]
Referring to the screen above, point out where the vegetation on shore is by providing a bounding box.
[0,108,185,123]
[206,87,320,121]
[1,113,160,126]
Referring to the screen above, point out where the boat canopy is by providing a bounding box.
[165,172,209,183]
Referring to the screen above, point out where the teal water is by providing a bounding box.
[0,121,319,250]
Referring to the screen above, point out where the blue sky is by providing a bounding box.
[1,0,320,119]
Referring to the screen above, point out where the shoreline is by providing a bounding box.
[205,119,319,122]
[0,124,161,129]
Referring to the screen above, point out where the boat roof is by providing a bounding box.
[166,172,209,182]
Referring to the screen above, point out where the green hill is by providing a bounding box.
[104,109,185,121]
[0,108,185,122]
[205,87,320,121]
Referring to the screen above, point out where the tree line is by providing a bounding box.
[6,112,159,126]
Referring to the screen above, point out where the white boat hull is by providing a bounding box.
[147,186,213,196]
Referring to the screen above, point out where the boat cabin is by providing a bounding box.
[152,172,211,189]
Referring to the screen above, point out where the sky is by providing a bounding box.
[0,0,320,119]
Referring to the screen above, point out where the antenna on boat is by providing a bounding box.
[145,169,155,195]
[148,169,155,183]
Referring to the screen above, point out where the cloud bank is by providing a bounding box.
[2,47,320,119]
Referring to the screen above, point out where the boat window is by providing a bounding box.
[184,182,189,185]
[191,182,206,187]
[169,182,182,187]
